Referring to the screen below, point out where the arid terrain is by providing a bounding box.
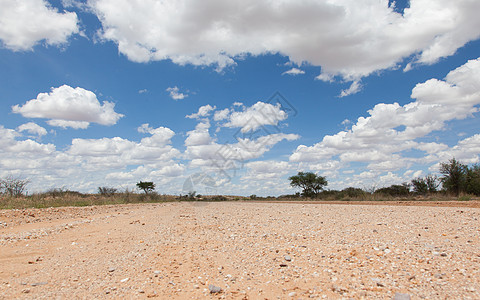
[1,201,479,299]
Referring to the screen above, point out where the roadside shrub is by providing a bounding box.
[98,186,117,196]
[375,183,410,197]
[341,187,366,199]
[0,176,29,197]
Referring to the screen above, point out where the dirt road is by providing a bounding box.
[1,202,479,299]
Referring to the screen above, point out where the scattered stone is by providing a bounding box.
[331,285,348,293]
[108,267,116,272]
[280,264,288,267]
[120,278,129,283]
[371,278,384,287]
[208,284,222,294]
[288,291,297,297]
[393,292,411,300]
[284,255,292,261]
[31,282,48,286]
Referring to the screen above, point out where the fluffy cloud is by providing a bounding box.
[185,121,213,146]
[282,68,305,76]
[183,102,299,178]
[166,86,188,100]
[243,160,290,180]
[17,122,47,137]
[89,0,480,88]
[222,102,288,133]
[339,81,362,98]
[12,85,124,129]
[291,57,480,181]
[186,104,216,119]
[0,0,79,51]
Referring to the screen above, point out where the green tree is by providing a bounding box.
[289,172,327,198]
[411,174,438,195]
[136,181,155,194]
[440,158,467,196]
[465,164,480,196]
[411,177,428,195]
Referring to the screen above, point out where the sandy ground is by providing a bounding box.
[0,201,479,299]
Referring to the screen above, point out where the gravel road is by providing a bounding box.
[0,202,479,299]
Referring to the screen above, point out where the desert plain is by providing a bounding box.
[0,201,479,299]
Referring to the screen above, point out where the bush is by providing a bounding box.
[375,183,410,197]
[0,176,29,197]
[98,186,117,196]
[341,187,366,199]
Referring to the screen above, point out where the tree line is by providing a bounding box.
[289,158,480,198]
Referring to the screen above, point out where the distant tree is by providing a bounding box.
[465,164,480,196]
[440,158,467,196]
[136,181,155,194]
[289,172,328,198]
[411,175,438,195]
[411,177,428,195]
[0,176,29,197]
[425,174,439,193]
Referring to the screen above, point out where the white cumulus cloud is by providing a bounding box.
[12,85,124,129]
[0,0,79,51]
[17,122,47,137]
[291,57,480,174]
[166,86,188,100]
[89,0,480,90]
[186,104,216,119]
[282,68,305,76]
[223,101,288,133]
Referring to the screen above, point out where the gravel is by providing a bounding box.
[0,201,479,298]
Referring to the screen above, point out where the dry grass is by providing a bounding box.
[0,191,178,210]
[1,190,477,210]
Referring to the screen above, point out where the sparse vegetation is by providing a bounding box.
[2,158,480,210]
[375,183,410,197]
[98,186,117,196]
[0,176,29,197]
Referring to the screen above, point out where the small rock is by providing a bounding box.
[288,291,297,297]
[284,255,292,261]
[120,278,129,283]
[393,293,411,300]
[31,282,48,286]
[108,267,116,272]
[371,278,384,287]
[208,284,222,294]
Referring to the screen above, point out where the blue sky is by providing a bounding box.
[1,0,480,196]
